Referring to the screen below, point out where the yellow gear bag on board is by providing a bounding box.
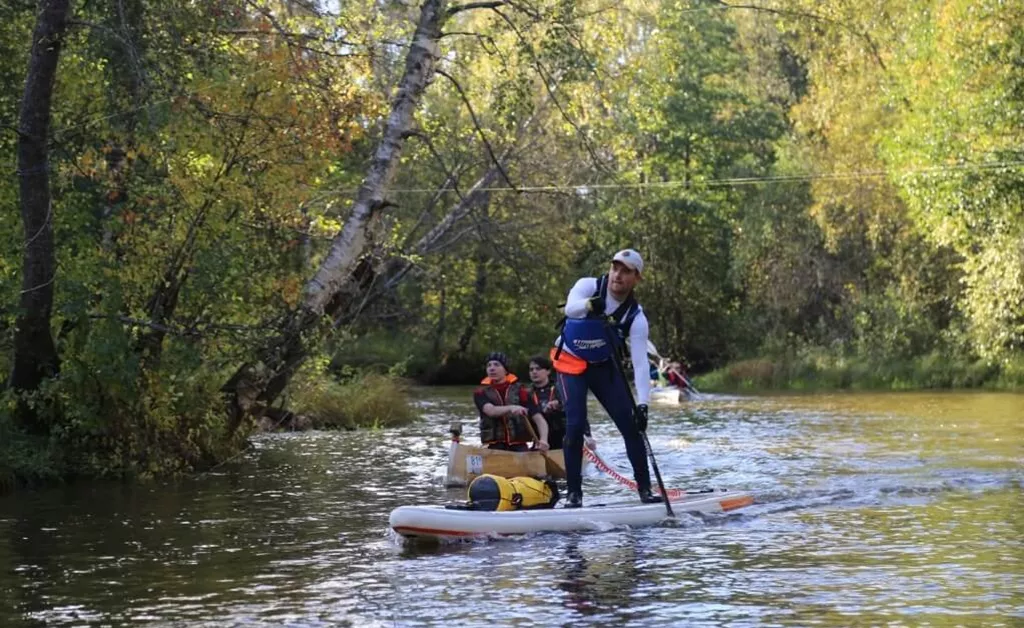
[467,474,559,511]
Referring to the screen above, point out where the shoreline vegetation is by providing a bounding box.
[284,371,417,432]
[4,352,1022,492]
[0,369,418,492]
[694,353,1024,393]
[329,338,1024,393]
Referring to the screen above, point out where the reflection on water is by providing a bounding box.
[1,391,1022,626]
[560,536,639,617]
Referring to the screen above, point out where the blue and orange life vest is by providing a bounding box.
[553,274,641,374]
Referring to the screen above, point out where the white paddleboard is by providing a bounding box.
[389,489,753,541]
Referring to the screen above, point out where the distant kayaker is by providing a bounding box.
[650,361,665,386]
[551,249,663,508]
[666,361,690,391]
[473,352,550,452]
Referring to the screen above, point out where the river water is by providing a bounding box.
[1,391,1021,627]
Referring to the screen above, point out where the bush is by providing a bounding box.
[328,331,436,379]
[0,320,243,485]
[0,406,64,492]
[290,370,417,430]
[994,354,1024,389]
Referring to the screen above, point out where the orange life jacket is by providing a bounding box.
[477,374,532,445]
[551,347,587,375]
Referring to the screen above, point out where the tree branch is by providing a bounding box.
[490,6,613,174]
[434,68,516,191]
[448,1,508,17]
[400,132,464,250]
[716,1,888,71]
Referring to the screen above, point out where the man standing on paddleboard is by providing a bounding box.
[551,249,662,508]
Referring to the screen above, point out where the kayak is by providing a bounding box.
[445,440,569,487]
[444,421,583,486]
[390,489,753,542]
[650,386,686,404]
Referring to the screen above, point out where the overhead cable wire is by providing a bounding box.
[4,158,1023,192]
[323,159,1024,195]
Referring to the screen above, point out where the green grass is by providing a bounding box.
[289,371,418,430]
[695,350,1024,392]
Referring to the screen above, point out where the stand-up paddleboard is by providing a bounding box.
[395,443,752,542]
[390,488,753,542]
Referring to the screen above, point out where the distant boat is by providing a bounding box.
[650,385,688,405]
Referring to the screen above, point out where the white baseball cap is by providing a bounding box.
[612,249,644,274]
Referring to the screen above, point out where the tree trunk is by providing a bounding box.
[324,87,549,333]
[454,197,492,357]
[100,0,147,249]
[324,162,508,336]
[455,247,489,357]
[9,0,72,416]
[134,198,214,370]
[303,1,448,316]
[222,0,448,434]
[433,268,447,357]
[135,265,186,370]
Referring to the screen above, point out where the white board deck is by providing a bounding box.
[390,489,753,541]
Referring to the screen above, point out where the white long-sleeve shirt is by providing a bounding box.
[557,277,651,405]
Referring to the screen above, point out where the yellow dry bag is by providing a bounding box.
[467,474,559,511]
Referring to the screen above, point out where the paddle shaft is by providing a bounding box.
[678,370,699,396]
[520,406,553,461]
[605,325,674,517]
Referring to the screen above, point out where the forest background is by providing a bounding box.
[1,0,1021,482]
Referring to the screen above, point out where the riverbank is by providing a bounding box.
[0,371,416,491]
[333,336,1024,393]
[694,352,1024,392]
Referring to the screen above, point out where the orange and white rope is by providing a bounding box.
[583,446,687,499]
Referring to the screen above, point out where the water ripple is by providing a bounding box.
[0,391,1021,626]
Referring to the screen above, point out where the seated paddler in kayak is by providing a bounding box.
[651,357,690,391]
[650,361,665,387]
[665,361,690,390]
[528,355,596,452]
[473,352,550,452]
